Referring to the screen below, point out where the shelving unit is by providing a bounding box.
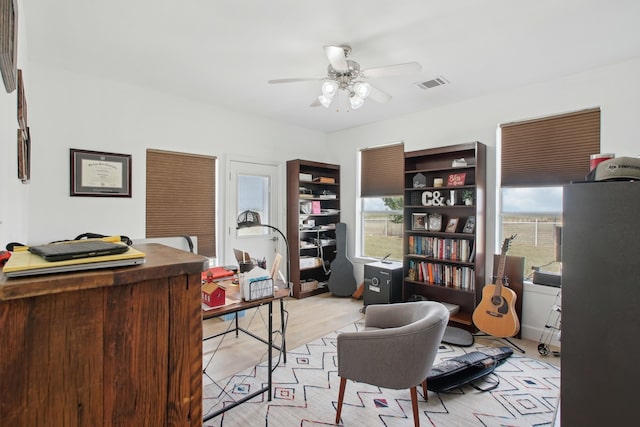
[286,159,340,299]
[403,142,486,328]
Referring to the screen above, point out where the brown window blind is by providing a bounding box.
[501,108,600,187]
[360,143,404,197]
[146,149,216,257]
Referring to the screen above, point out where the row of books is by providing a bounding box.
[408,260,475,290]
[407,236,474,262]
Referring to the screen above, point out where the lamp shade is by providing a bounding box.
[353,82,370,99]
[321,80,339,96]
[349,94,364,109]
[318,95,333,108]
[237,210,262,228]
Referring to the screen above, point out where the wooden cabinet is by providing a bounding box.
[286,159,340,299]
[402,142,486,327]
[0,244,207,427]
[561,181,640,426]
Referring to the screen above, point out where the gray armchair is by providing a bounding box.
[335,301,449,427]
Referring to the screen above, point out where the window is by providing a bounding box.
[359,143,404,260]
[362,196,403,260]
[499,108,600,280]
[500,187,562,278]
[237,173,270,237]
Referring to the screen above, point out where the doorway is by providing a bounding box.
[225,158,283,275]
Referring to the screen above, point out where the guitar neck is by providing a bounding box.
[494,235,515,287]
[494,255,507,286]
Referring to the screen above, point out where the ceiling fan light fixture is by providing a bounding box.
[321,80,339,97]
[270,45,416,111]
[318,95,333,108]
[349,94,364,110]
[353,82,370,99]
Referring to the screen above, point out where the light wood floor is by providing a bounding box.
[202,292,560,382]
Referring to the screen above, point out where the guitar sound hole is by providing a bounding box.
[491,296,503,306]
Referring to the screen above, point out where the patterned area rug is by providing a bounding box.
[203,322,560,426]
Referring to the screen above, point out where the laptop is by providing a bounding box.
[28,240,130,262]
[3,243,145,278]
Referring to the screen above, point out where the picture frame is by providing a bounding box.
[462,215,476,234]
[17,128,29,183]
[445,217,459,233]
[17,68,26,128]
[412,213,427,230]
[428,213,443,232]
[70,149,132,197]
[0,0,18,93]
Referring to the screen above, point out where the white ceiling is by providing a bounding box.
[24,0,640,133]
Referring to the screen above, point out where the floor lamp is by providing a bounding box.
[236,210,290,290]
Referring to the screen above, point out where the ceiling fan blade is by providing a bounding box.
[267,77,322,84]
[309,99,321,107]
[368,85,392,103]
[324,45,349,72]
[362,62,422,78]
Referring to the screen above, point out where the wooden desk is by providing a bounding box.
[202,283,288,421]
[0,244,208,427]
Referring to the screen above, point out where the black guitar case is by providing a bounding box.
[427,346,513,393]
[327,223,357,297]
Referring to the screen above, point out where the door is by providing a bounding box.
[225,158,283,276]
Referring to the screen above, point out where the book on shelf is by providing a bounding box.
[408,260,475,291]
[408,236,472,262]
[312,176,335,183]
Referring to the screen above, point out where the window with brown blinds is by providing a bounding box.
[146,149,216,257]
[501,108,600,187]
[360,143,404,197]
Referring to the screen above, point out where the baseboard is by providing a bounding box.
[521,324,561,348]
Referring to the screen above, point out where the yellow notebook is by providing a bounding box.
[3,237,145,278]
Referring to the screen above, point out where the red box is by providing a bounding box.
[201,266,234,282]
[202,282,225,307]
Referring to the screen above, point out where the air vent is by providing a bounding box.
[416,76,449,90]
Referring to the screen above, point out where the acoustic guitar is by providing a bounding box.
[327,223,357,297]
[472,235,520,338]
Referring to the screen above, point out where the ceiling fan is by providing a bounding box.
[267,45,421,110]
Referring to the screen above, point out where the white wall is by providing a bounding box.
[22,62,327,261]
[327,57,640,341]
[0,0,29,248]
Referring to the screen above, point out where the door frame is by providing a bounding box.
[223,155,285,269]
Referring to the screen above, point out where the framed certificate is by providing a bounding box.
[70,149,132,197]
